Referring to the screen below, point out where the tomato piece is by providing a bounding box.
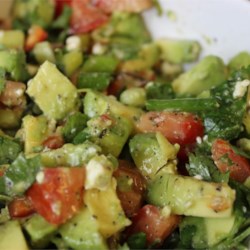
[136,112,204,159]
[25,25,48,52]
[211,139,250,183]
[54,0,72,17]
[113,160,146,217]
[27,167,85,225]
[95,0,153,13]
[42,134,64,149]
[126,205,180,247]
[70,0,108,34]
[8,197,35,218]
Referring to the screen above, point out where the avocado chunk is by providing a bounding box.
[120,43,160,72]
[82,55,118,73]
[84,114,132,157]
[83,90,144,128]
[24,214,58,248]
[22,115,51,154]
[0,49,29,81]
[84,179,131,238]
[228,51,250,73]
[27,61,79,120]
[120,87,146,108]
[147,173,235,218]
[172,55,227,96]
[62,51,83,77]
[39,142,102,167]
[0,220,29,250]
[156,38,201,64]
[0,30,25,49]
[58,206,108,250]
[33,41,56,64]
[0,108,23,129]
[179,215,235,248]
[129,132,178,180]
[13,0,55,28]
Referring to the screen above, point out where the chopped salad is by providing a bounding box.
[0,0,250,249]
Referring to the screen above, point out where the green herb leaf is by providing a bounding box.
[127,232,147,249]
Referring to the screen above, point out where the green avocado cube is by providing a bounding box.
[27,61,78,120]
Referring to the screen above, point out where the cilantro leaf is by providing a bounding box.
[202,66,250,140]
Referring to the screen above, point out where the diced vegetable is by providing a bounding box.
[113,160,146,217]
[24,214,58,248]
[0,30,25,49]
[32,41,56,64]
[39,142,101,167]
[0,220,29,250]
[228,51,250,73]
[62,112,88,143]
[172,56,227,96]
[27,61,79,120]
[147,173,236,218]
[0,49,29,81]
[156,38,201,64]
[58,207,107,250]
[0,154,42,197]
[70,0,108,34]
[0,135,22,164]
[126,205,180,247]
[84,114,132,157]
[22,115,51,154]
[25,25,48,51]
[84,179,131,238]
[211,139,250,183]
[129,132,178,180]
[27,167,85,225]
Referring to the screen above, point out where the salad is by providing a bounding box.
[0,0,250,249]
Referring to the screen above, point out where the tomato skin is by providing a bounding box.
[54,0,72,17]
[25,25,48,52]
[42,135,64,149]
[113,160,146,217]
[211,139,250,183]
[126,205,180,247]
[70,0,108,34]
[8,197,35,218]
[95,0,153,13]
[27,167,85,225]
[136,112,204,159]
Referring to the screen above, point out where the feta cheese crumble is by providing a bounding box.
[233,79,250,99]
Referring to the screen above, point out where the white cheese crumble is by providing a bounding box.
[194,175,203,180]
[92,43,106,55]
[196,136,202,144]
[233,79,250,99]
[51,202,61,216]
[36,171,45,184]
[85,155,113,191]
[66,36,81,51]
[161,206,171,217]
